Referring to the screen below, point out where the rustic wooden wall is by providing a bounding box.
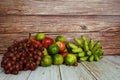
[0,0,120,55]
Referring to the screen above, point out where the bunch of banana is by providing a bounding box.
[67,35,103,62]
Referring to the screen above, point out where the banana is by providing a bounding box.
[81,35,87,41]
[74,38,83,48]
[83,40,89,51]
[78,52,85,57]
[89,39,94,50]
[80,56,88,61]
[92,41,100,53]
[66,35,103,62]
[68,43,78,49]
[94,55,99,61]
[88,55,94,62]
[72,48,83,53]
[87,51,92,56]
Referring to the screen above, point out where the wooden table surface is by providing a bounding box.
[0,0,120,55]
[0,55,120,80]
[0,1,120,80]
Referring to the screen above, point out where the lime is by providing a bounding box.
[48,44,59,55]
[65,54,77,65]
[53,54,63,65]
[41,55,52,67]
[36,33,46,41]
[55,36,66,42]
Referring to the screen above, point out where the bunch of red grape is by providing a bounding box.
[1,39,43,75]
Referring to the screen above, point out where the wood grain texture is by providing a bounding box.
[27,66,61,80]
[0,0,120,55]
[0,0,120,15]
[60,64,96,80]
[82,56,120,80]
[0,15,120,33]
[0,71,31,80]
[105,56,120,65]
[103,49,120,55]
[0,34,28,51]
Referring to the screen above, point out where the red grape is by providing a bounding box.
[1,38,43,75]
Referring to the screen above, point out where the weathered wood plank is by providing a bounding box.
[28,66,61,80]
[103,49,120,55]
[0,55,120,80]
[0,71,31,80]
[0,0,120,15]
[0,33,28,51]
[60,64,96,80]
[0,32,120,50]
[104,56,120,65]
[82,56,120,80]
[0,15,120,33]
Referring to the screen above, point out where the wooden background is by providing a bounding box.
[0,0,120,55]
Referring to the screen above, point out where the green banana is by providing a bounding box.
[66,44,71,49]
[98,48,103,56]
[81,35,87,41]
[66,35,103,62]
[99,55,103,59]
[92,41,101,53]
[72,53,78,58]
[72,48,83,53]
[89,39,94,50]
[80,56,88,61]
[94,55,99,61]
[83,41,89,51]
[88,55,94,62]
[98,51,103,56]
[74,38,83,48]
[68,43,78,49]
[87,51,92,56]
[94,48,100,55]
[78,52,85,57]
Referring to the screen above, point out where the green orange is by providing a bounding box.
[48,44,59,55]
[36,33,46,40]
[41,55,52,67]
[53,54,64,65]
[55,36,66,42]
[65,54,77,65]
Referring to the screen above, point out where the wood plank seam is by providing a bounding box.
[1,14,120,16]
[0,32,120,34]
[0,31,120,34]
[0,14,120,17]
[81,63,98,80]
[59,66,62,80]
[25,71,32,80]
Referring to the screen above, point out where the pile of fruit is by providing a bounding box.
[1,33,103,75]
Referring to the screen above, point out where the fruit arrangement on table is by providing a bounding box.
[1,33,103,75]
